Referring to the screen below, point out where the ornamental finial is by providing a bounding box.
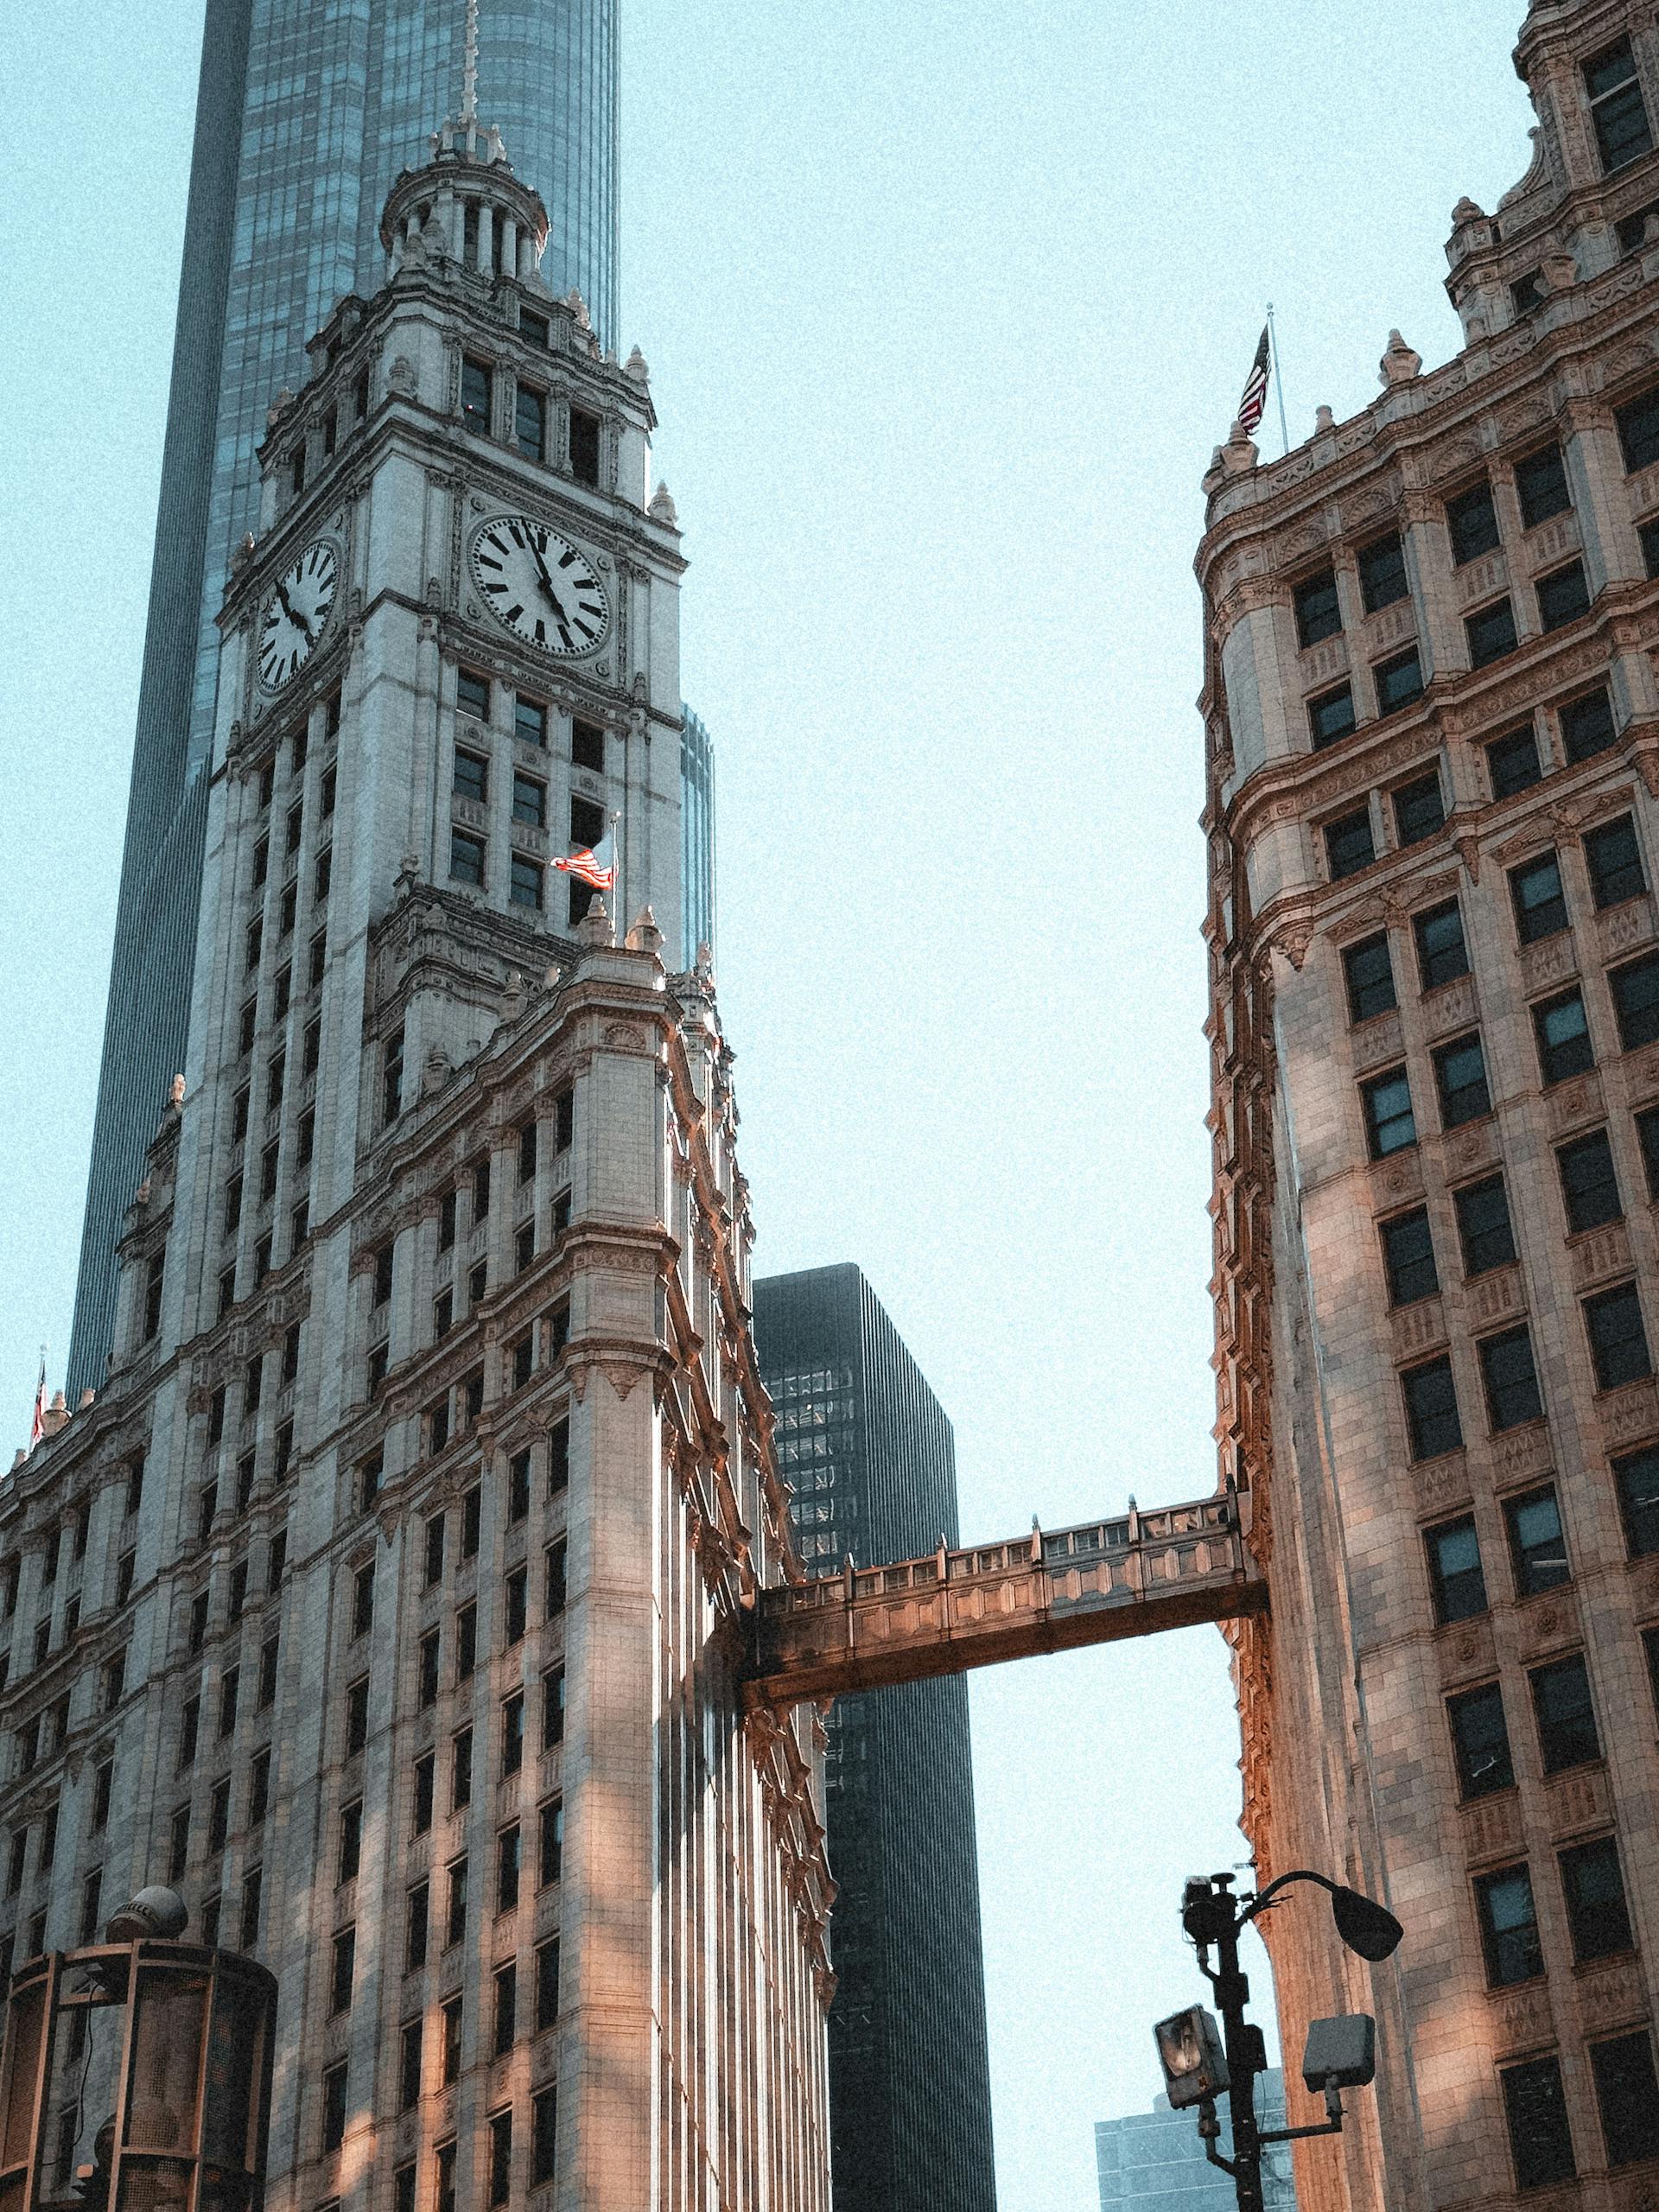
[461,0,480,124]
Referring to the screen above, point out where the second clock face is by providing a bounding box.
[258,539,338,690]
[470,516,610,658]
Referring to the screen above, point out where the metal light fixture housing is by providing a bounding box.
[1154,2004,1230,2108]
[1329,1884,1404,1962]
[1302,2013,1376,2091]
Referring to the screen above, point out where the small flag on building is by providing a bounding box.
[553,819,615,893]
[1236,324,1272,437]
[27,1357,46,1459]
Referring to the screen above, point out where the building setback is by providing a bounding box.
[69,0,620,1405]
[1201,2,1659,2203]
[1,101,830,2212]
[753,1264,997,2212]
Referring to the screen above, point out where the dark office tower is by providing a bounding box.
[754,1265,997,2212]
[679,704,717,967]
[67,0,619,1397]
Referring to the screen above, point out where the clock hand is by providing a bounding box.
[275,579,315,645]
[526,543,570,625]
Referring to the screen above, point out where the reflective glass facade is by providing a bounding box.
[69,0,619,1395]
[1096,2074,1298,2210]
[754,1265,996,2212]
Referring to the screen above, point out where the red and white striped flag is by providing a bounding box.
[553,820,615,893]
[1236,325,1271,436]
[27,1357,46,1458]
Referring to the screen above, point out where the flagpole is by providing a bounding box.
[608,810,620,947]
[1267,301,1290,458]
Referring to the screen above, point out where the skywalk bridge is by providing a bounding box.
[742,1490,1268,1708]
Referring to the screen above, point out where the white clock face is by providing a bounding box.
[258,540,339,690]
[470,516,610,658]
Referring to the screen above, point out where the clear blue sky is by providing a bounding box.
[2,3,1533,2204]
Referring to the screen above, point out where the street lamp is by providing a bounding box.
[1153,1867,1402,2212]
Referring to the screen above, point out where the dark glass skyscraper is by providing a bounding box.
[754,1264,997,2212]
[68,0,619,1395]
[679,704,717,968]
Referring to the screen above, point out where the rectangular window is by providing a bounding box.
[454,748,488,803]
[1465,597,1517,668]
[1585,1280,1653,1389]
[1475,1865,1543,1986]
[405,1879,429,1973]
[509,853,543,910]
[509,1449,531,1522]
[1534,988,1593,1084]
[1557,1129,1621,1232]
[436,2140,457,2212]
[1537,559,1591,632]
[1414,899,1469,990]
[346,1676,370,1756]
[516,384,546,461]
[452,1727,473,1811]
[1448,1682,1512,1798]
[1516,442,1572,527]
[1308,684,1357,749]
[545,1539,567,1615]
[536,1936,561,2031]
[520,308,550,346]
[572,717,605,772]
[497,1821,521,1913]
[414,1751,435,1835]
[1590,37,1654,170]
[512,770,547,828]
[457,666,490,721]
[462,1483,482,1556]
[1560,687,1617,763]
[461,355,493,433]
[1433,1033,1491,1128]
[1427,1515,1486,1624]
[339,1797,362,1883]
[1584,814,1645,907]
[425,1513,446,1586]
[1361,1067,1415,1159]
[457,1602,477,1682]
[1510,851,1567,942]
[219,1664,240,1738]
[1506,1484,1569,1597]
[1642,515,1659,579]
[493,1961,518,2058]
[569,406,601,486]
[418,1628,441,1709]
[543,1664,566,1749]
[540,1798,563,1887]
[330,1925,355,2015]
[1357,532,1408,613]
[399,2018,423,2111]
[1391,771,1444,848]
[382,1028,404,1124]
[1512,269,1544,315]
[515,694,547,747]
[503,1691,524,1776]
[550,1416,569,1493]
[92,1758,113,1831]
[321,2061,347,2153]
[238,1865,260,1949]
[489,2108,513,2207]
[1451,1176,1522,1282]
[1502,2056,1575,2190]
[446,1856,468,1948]
[207,1777,229,1854]
[1612,1441,1659,1557]
[1591,2031,1659,2169]
[442,1994,463,2083]
[505,1568,528,1645]
[1529,1653,1600,1773]
[249,1748,270,1828]
[1375,646,1424,715]
[516,1220,536,1274]
[533,2086,557,2185]
[351,1562,375,1639]
[1294,569,1342,647]
[555,1086,575,1150]
[1403,1357,1462,1461]
[1610,949,1659,1048]
[449,829,486,887]
[1446,480,1500,564]
[1480,1325,1543,1430]
[1381,1209,1438,1306]
[1560,1834,1633,1961]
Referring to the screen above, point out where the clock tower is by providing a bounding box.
[0,79,832,2212]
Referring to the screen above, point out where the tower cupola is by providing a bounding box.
[378,0,550,284]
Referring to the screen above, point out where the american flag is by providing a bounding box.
[27,1357,45,1458]
[1236,325,1271,437]
[554,822,615,892]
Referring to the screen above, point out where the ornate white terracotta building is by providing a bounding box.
[0,94,831,2212]
[1201,4,1659,2207]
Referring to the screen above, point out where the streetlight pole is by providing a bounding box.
[1156,1866,1403,2212]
